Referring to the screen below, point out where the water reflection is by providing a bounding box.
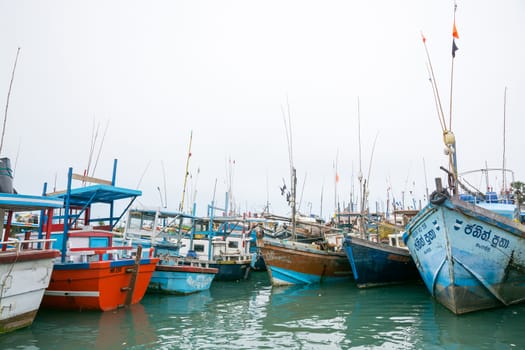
[1,273,525,349]
[0,303,156,350]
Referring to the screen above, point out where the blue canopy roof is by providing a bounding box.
[48,184,141,207]
[0,192,64,211]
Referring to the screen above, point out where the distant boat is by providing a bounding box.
[343,233,420,289]
[180,215,253,281]
[0,158,62,333]
[41,160,159,311]
[122,207,218,294]
[341,210,421,288]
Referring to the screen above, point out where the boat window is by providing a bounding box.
[194,244,205,252]
[228,241,239,249]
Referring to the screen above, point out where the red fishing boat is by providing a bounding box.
[41,160,159,311]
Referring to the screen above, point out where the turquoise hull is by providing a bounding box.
[149,269,216,294]
[404,195,525,314]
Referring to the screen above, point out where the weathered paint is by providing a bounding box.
[404,196,525,314]
[42,257,158,311]
[258,237,352,286]
[343,236,420,288]
[0,251,58,333]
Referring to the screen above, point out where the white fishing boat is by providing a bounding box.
[0,157,63,333]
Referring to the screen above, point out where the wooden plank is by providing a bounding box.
[72,173,112,186]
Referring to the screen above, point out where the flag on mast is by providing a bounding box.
[452,14,459,57]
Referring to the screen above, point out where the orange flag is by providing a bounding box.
[452,22,459,39]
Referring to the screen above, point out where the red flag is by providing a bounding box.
[335,173,340,183]
[421,32,426,43]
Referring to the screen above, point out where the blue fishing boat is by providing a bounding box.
[184,215,252,281]
[122,207,218,294]
[342,210,421,288]
[404,177,525,314]
[403,11,525,314]
[174,197,253,282]
[343,234,420,288]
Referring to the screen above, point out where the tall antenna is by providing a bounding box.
[502,86,507,192]
[334,150,339,214]
[1,47,21,155]
[320,182,324,218]
[91,120,110,177]
[357,97,363,212]
[135,160,151,189]
[85,118,99,180]
[161,160,168,208]
[423,157,429,202]
[281,97,296,238]
[180,130,193,212]
[449,2,459,129]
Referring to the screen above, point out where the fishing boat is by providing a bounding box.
[342,211,420,288]
[0,158,63,333]
[257,170,352,286]
[122,207,218,294]
[41,160,159,311]
[403,10,525,314]
[258,230,352,286]
[343,233,420,289]
[181,214,252,281]
[404,174,525,314]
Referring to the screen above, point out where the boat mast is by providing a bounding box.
[180,130,193,213]
[282,98,296,239]
[357,97,365,238]
[1,47,21,156]
[421,3,460,196]
[502,86,507,195]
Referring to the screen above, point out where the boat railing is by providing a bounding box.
[213,253,251,263]
[65,245,154,263]
[165,256,213,268]
[1,237,57,252]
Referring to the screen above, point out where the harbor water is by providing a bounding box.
[1,272,523,350]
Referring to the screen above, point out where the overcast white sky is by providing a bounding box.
[1,0,524,219]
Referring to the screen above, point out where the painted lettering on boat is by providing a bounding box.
[110,266,122,273]
[414,229,436,252]
[464,224,510,249]
[263,250,292,264]
[475,243,491,253]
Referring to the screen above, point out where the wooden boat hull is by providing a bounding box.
[404,196,525,314]
[42,257,158,311]
[0,249,60,333]
[149,264,218,294]
[258,238,352,286]
[343,236,420,288]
